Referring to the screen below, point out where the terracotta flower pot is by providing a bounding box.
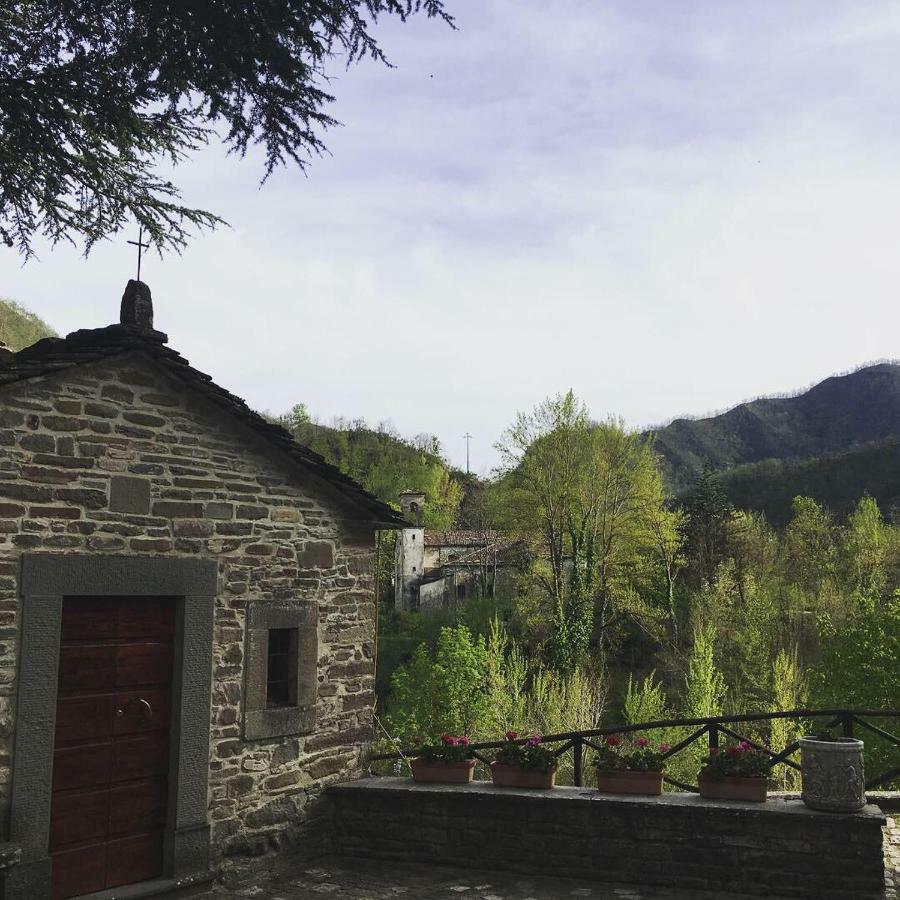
[698,774,768,802]
[490,762,557,789]
[595,769,663,796]
[800,736,866,812]
[410,758,476,784]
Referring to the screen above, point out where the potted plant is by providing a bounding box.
[409,734,477,784]
[491,732,557,789]
[698,741,771,802]
[592,734,668,795]
[799,732,866,812]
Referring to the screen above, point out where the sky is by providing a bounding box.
[2,0,899,477]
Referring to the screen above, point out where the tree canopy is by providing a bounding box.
[0,1,452,256]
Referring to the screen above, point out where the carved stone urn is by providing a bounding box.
[800,736,865,812]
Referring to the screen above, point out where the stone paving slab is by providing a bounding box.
[203,815,900,900]
[209,856,746,900]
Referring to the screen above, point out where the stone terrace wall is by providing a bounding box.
[0,354,378,861]
[329,778,887,900]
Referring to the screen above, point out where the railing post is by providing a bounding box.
[708,724,719,752]
[841,713,854,738]
[573,735,583,787]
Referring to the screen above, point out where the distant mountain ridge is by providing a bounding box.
[647,363,900,501]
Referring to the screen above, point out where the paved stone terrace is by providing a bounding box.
[205,816,899,900]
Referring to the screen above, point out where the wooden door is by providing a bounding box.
[50,597,175,900]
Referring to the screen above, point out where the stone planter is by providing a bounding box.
[800,736,866,812]
[410,758,476,784]
[490,762,557,789]
[595,769,663,796]
[698,775,768,802]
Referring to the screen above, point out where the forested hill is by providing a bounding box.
[284,414,465,529]
[648,363,900,494]
[0,298,56,350]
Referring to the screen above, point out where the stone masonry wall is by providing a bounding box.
[0,353,378,861]
[329,779,887,900]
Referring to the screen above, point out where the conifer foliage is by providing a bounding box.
[0,1,452,255]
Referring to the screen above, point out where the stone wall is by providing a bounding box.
[0,353,378,862]
[329,778,887,900]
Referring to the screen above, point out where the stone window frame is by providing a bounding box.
[243,601,318,741]
[7,554,217,900]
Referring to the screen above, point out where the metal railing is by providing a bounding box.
[371,708,900,790]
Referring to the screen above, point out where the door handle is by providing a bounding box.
[135,698,153,719]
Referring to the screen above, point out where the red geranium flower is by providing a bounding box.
[726,745,741,758]
[606,735,622,747]
[457,736,471,746]
[636,737,649,748]
[505,730,518,741]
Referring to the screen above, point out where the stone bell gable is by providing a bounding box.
[0,283,404,900]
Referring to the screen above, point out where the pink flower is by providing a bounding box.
[526,735,542,746]
[659,743,671,754]
[606,735,622,747]
[457,736,471,746]
[636,737,649,749]
[505,730,519,741]
[738,741,751,751]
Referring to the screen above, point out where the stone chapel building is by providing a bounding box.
[0,281,404,899]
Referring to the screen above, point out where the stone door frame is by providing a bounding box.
[7,554,217,900]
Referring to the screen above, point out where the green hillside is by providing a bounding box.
[283,415,465,530]
[655,362,900,524]
[0,297,56,350]
[719,439,900,526]
[649,362,900,495]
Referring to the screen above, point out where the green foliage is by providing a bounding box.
[700,743,772,780]
[683,624,726,719]
[0,0,452,255]
[0,298,56,350]
[624,671,669,726]
[375,380,900,791]
[493,736,557,773]
[413,735,474,763]
[385,625,491,742]
[592,736,667,772]
[720,440,900,527]
[769,647,807,790]
[287,417,463,529]
[494,391,673,671]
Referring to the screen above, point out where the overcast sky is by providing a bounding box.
[2,1,899,476]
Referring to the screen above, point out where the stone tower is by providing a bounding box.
[394,491,425,610]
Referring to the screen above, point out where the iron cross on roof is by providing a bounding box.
[127,226,150,281]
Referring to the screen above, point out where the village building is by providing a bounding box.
[393,491,524,612]
[0,281,404,900]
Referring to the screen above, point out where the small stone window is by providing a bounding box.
[244,601,317,740]
[266,628,296,707]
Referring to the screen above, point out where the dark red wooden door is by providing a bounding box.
[50,597,175,900]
